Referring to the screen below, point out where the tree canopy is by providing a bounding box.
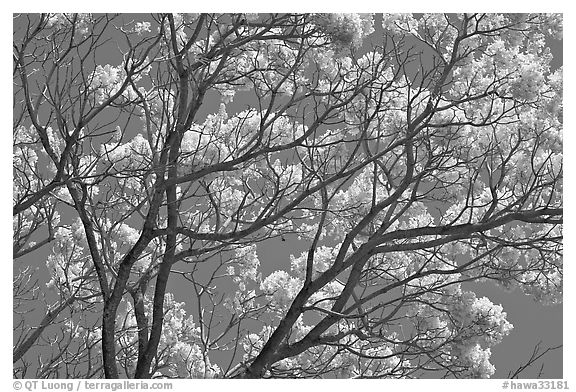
[13,13,562,379]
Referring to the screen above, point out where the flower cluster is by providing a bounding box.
[100,133,152,172]
[260,270,302,312]
[228,244,261,292]
[312,14,374,50]
[46,13,92,36]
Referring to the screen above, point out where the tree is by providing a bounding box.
[13,13,562,379]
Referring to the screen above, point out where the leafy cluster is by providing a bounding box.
[13,13,562,379]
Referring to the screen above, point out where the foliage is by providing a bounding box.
[13,13,562,379]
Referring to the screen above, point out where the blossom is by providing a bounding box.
[111,126,122,143]
[509,62,546,101]
[134,21,151,35]
[242,327,273,360]
[244,13,260,22]
[260,270,302,310]
[272,160,303,189]
[54,187,73,204]
[89,64,125,104]
[46,13,92,36]
[458,344,496,378]
[519,269,562,305]
[133,255,153,273]
[100,133,152,171]
[221,89,235,104]
[312,14,374,49]
[542,13,563,40]
[230,244,261,285]
[451,292,514,347]
[290,245,337,278]
[115,223,140,247]
[381,13,419,35]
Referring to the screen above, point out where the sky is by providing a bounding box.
[3,6,573,389]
